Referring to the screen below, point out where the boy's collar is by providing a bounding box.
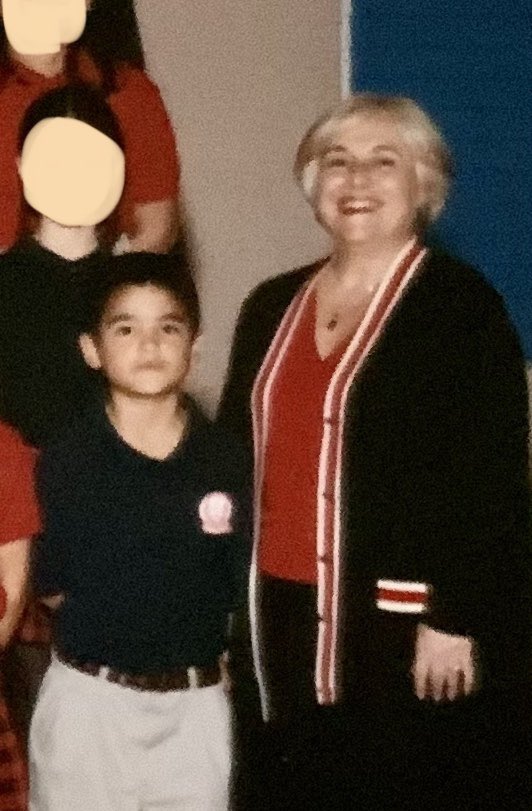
[94,392,210,460]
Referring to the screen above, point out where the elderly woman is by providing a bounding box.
[218,93,530,809]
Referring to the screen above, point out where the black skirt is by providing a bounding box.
[232,574,531,809]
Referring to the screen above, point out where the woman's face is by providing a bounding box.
[313,113,424,251]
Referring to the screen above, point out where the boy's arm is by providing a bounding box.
[33,446,70,601]
[32,517,67,603]
[0,538,30,648]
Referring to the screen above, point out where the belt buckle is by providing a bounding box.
[187,666,199,689]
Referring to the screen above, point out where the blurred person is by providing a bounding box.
[0,81,125,747]
[0,422,40,811]
[0,0,179,253]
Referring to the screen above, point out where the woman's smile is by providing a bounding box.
[337,196,380,216]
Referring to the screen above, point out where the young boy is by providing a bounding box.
[30,253,250,811]
[0,421,41,811]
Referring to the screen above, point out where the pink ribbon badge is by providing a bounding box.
[198,492,234,535]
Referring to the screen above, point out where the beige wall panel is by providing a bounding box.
[135,0,341,409]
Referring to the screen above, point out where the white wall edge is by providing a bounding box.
[340,0,352,98]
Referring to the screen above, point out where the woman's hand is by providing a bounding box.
[411,622,476,702]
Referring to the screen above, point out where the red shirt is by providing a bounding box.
[0,422,40,544]
[259,292,347,584]
[0,423,49,642]
[0,53,179,249]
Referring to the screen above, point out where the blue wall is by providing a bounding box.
[351,1,531,357]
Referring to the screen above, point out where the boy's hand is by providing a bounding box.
[411,622,476,702]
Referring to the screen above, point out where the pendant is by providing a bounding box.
[327,317,338,330]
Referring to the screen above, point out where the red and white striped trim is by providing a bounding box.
[250,238,428,720]
[315,238,427,706]
[250,283,314,720]
[376,579,430,614]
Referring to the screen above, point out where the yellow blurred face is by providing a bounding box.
[313,113,423,250]
[81,285,196,399]
[19,117,125,227]
[2,0,88,56]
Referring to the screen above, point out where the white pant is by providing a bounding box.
[29,657,232,810]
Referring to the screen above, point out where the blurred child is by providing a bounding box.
[0,421,40,811]
[0,81,126,742]
[0,0,178,252]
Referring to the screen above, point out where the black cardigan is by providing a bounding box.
[218,249,530,673]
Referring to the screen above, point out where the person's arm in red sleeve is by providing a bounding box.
[110,67,180,253]
[128,198,180,254]
[0,539,31,647]
[0,425,40,647]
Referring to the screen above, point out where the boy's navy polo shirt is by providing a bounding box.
[34,401,250,675]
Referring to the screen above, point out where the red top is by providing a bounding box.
[0,53,179,249]
[0,423,47,639]
[0,422,40,544]
[259,292,347,584]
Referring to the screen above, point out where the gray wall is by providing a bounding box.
[135,0,342,410]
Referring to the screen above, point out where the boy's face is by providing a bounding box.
[80,284,197,399]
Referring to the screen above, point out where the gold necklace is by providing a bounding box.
[323,284,377,331]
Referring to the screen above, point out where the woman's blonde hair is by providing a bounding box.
[294,93,453,229]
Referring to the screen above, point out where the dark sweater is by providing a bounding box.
[34,402,251,673]
[219,249,530,677]
[0,239,104,447]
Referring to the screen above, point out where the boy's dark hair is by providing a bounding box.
[18,82,124,153]
[82,250,201,337]
[0,0,145,93]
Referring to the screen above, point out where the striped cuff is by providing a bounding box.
[376,579,430,614]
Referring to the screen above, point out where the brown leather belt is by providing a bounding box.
[56,650,221,693]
